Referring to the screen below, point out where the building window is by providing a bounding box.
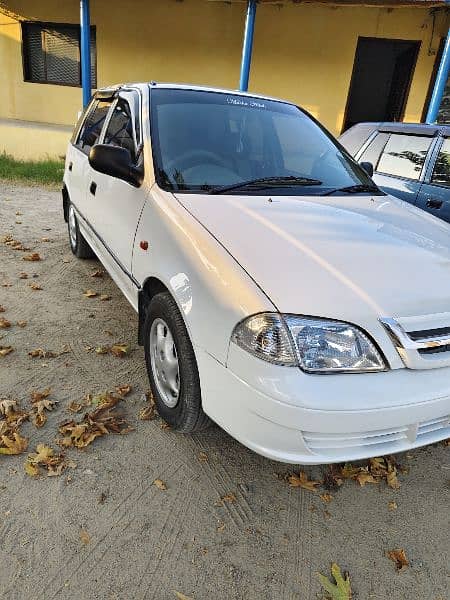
[22,22,96,87]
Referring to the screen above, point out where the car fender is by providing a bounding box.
[132,185,275,365]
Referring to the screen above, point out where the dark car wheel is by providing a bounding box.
[68,204,95,259]
[144,291,212,432]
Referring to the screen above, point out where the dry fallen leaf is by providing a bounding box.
[388,501,398,511]
[99,294,111,301]
[79,530,91,545]
[387,548,409,570]
[0,432,28,455]
[90,269,103,278]
[18,272,28,279]
[319,493,333,503]
[58,393,130,449]
[355,469,379,487]
[83,290,98,298]
[116,385,132,397]
[0,318,11,329]
[24,443,74,477]
[317,563,352,600]
[198,451,208,463]
[29,283,42,291]
[0,305,5,312]
[288,471,321,492]
[22,253,41,262]
[0,346,13,357]
[30,389,57,428]
[110,343,129,358]
[153,478,167,491]
[138,393,156,420]
[28,348,56,359]
[175,593,193,600]
[219,492,236,504]
[95,346,109,355]
[16,321,27,328]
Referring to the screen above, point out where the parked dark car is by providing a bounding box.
[339,122,450,224]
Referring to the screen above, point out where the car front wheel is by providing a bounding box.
[144,291,211,432]
[68,204,95,259]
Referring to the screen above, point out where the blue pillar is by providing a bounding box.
[239,0,257,92]
[426,28,450,124]
[80,0,92,108]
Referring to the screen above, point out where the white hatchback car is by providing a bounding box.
[63,83,450,464]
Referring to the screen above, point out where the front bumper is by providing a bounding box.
[197,345,450,464]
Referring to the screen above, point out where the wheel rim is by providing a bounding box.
[68,205,77,249]
[149,318,180,408]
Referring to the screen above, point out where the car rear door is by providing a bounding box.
[371,132,433,204]
[415,136,450,224]
[86,89,146,276]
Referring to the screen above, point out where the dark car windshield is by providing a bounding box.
[150,88,375,195]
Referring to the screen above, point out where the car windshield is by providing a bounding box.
[150,88,375,195]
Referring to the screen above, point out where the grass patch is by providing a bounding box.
[0,153,64,186]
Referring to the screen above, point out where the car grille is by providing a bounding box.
[303,414,450,458]
[380,316,450,369]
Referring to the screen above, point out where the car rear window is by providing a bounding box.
[377,134,432,181]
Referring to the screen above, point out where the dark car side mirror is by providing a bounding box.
[359,161,374,178]
[89,144,143,187]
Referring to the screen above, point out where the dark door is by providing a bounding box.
[343,37,420,132]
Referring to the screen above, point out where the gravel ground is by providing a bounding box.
[0,182,449,600]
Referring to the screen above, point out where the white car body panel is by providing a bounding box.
[132,186,275,361]
[62,82,450,464]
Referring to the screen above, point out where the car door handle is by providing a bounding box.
[90,181,97,196]
[68,161,73,172]
[426,198,443,210]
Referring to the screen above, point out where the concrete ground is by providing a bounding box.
[0,182,448,600]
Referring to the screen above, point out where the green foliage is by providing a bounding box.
[317,563,352,600]
[0,153,64,186]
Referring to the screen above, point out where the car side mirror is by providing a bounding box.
[359,161,374,177]
[88,144,143,187]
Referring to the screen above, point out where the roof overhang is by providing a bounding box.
[207,0,448,7]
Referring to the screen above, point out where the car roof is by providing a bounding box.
[348,121,450,137]
[94,82,294,106]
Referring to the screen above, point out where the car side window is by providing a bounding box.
[377,134,432,181]
[359,132,390,171]
[76,99,112,154]
[431,138,450,188]
[103,98,138,162]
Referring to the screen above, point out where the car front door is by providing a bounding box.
[67,97,114,219]
[86,90,146,278]
[372,133,433,204]
[415,137,450,224]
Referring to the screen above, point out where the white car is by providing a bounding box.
[63,83,450,464]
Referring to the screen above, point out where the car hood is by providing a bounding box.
[175,192,450,326]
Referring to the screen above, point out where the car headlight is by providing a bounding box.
[231,313,387,373]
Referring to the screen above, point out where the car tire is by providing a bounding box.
[143,291,212,432]
[68,203,95,259]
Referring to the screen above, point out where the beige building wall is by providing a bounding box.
[0,0,448,159]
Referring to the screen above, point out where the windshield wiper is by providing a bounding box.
[208,176,323,195]
[320,184,385,196]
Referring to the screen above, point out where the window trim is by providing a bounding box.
[427,136,450,189]
[74,97,114,156]
[101,92,143,164]
[21,20,97,88]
